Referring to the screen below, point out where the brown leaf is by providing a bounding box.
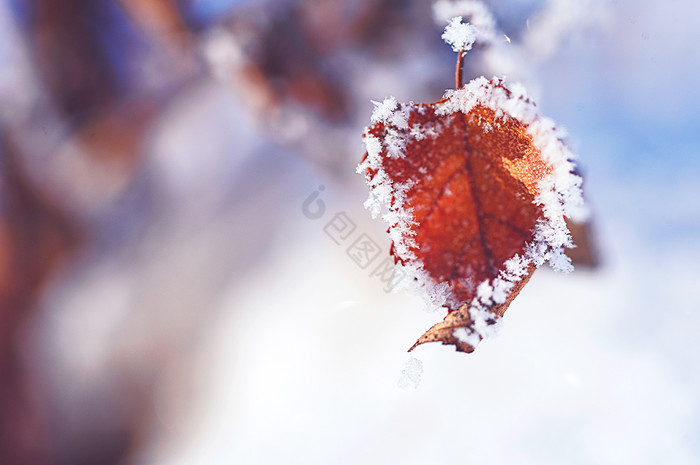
[409,264,535,353]
[359,78,582,352]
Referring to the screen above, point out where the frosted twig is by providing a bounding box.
[456,50,466,89]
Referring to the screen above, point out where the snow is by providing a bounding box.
[441,17,477,53]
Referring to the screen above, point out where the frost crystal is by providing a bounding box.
[371,97,409,129]
[442,17,477,53]
[434,0,497,44]
[398,356,424,389]
[371,97,398,124]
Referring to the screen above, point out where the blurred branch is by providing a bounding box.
[0,131,80,465]
[29,0,119,125]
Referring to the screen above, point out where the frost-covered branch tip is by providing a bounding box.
[434,0,497,44]
[442,16,477,53]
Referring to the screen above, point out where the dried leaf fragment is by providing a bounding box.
[358,77,584,352]
[409,264,535,353]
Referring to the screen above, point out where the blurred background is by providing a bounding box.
[1,0,699,464]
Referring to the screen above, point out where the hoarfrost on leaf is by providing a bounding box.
[371,97,409,129]
[371,97,398,124]
[453,327,481,349]
[476,280,493,305]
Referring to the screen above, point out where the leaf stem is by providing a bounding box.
[455,50,466,89]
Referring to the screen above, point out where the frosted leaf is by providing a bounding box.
[442,17,477,53]
[360,76,585,353]
[363,77,584,286]
[436,77,583,277]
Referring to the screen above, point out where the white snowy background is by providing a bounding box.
[2,0,699,464]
